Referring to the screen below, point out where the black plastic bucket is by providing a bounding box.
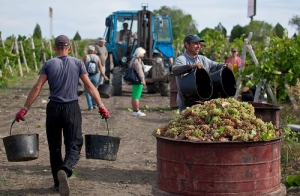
[2,120,39,162]
[98,84,114,99]
[210,66,236,99]
[85,135,121,161]
[179,69,213,100]
[85,119,120,161]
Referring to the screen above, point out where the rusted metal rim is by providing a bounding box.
[152,131,284,144]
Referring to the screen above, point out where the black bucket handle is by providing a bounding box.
[10,119,30,136]
[97,115,110,136]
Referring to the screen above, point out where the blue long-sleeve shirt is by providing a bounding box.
[172,52,225,112]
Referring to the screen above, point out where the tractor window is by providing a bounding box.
[116,17,138,44]
[154,18,172,43]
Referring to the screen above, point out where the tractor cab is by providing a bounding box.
[103,5,174,96]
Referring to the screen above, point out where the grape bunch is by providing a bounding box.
[155,98,282,142]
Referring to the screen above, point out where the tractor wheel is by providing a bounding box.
[112,66,123,96]
[146,83,157,94]
[159,82,170,97]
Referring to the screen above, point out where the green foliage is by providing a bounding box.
[289,15,300,32]
[0,35,87,87]
[246,34,300,101]
[33,23,42,39]
[197,28,247,61]
[273,23,285,38]
[153,6,198,49]
[197,28,226,59]
[229,25,244,42]
[282,126,299,142]
[283,172,300,188]
[214,22,227,37]
[73,31,81,41]
[243,20,274,42]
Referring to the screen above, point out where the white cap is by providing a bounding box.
[99,37,106,42]
[88,45,95,52]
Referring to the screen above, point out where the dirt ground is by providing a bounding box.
[0,76,175,196]
[1,76,300,196]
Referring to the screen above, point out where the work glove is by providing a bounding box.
[98,105,110,119]
[15,108,28,122]
[226,63,233,71]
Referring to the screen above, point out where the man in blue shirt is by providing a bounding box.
[172,34,233,113]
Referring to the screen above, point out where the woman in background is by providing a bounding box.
[82,45,108,110]
[129,47,146,117]
[225,47,242,74]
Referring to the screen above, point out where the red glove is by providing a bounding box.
[15,108,28,122]
[98,105,110,119]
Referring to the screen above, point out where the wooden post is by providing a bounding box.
[0,32,13,74]
[41,41,47,66]
[30,38,38,70]
[0,31,5,48]
[253,81,262,102]
[14,39,23,77]
[18,41,29,73]
[0,34,14,75]
[70,41,75,56]
[48,40,53,58]
[10,41,14,53]
[284,80,299,111]
[74,41,78,58]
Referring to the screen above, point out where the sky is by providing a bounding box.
[0,0,299,40]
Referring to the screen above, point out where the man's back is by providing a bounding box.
[39,56,87,103]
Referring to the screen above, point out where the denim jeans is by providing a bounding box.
[85,74,100,109]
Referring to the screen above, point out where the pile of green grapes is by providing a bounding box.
[156,98,282,142]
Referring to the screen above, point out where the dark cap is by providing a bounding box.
[231,47,238,52]
[184,34,205,43]
[55,35,70,46]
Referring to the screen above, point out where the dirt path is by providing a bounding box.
[0,76,175,196]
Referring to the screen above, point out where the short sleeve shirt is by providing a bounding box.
[95,45,107,66]
[39,55,87,103]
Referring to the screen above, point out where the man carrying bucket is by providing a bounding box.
[14,35,110,196]
[172,34,233,113]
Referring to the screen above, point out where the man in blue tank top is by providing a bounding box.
[14,35,111,196]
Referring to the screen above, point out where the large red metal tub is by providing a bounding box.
[152,134,286,196]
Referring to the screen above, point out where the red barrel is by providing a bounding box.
[153,135,286,196]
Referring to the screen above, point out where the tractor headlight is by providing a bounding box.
[121,57,127,63]
[156,57,163,64]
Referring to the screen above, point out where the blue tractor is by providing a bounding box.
[103,4,175,96]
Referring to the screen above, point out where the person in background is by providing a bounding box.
[172,34,233,113]
[14,35,110,196]
[129,47,147,117]
[82,45,108,110]
[95,38,108,85]
[240,74,256,102]
[119,22,132,43]
[198,41,206,56]
[225,47,242,74]
[210,52,217,61]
